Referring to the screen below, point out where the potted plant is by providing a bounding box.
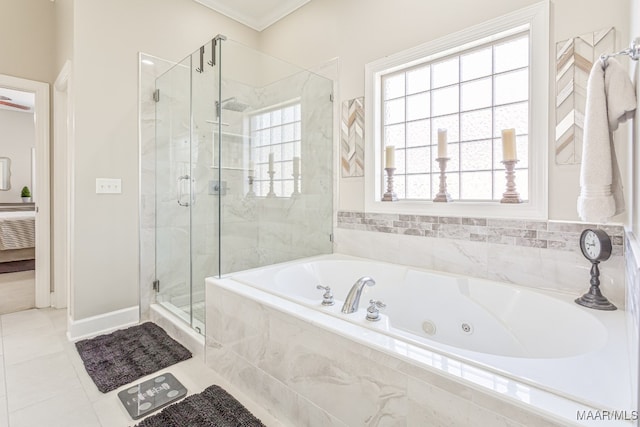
[21,186,31,203]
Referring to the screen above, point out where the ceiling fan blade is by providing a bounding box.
[0,100,30,111]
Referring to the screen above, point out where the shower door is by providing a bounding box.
[152,35,333,333]
[154,41,221,334]
[154,54,195,328]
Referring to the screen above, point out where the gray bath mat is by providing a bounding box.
[75,322,192,393]
[118,372,187,420]
[135,384,266,427]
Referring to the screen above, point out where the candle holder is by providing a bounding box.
[246,175,256,197]
[500,160,523,204]
[291,172,301,197]
[433,157,452,203]
[382,168,398,201]
[267,170,276,198]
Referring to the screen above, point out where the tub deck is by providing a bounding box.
[207,254,634,426]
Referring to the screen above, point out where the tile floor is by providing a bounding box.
[0,308,282,427]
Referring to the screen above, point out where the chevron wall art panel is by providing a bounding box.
[555,27,615,165]
[341,97,364,177]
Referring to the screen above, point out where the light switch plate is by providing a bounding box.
[96,178,122,194]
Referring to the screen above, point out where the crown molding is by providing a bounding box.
[194,0,311,32]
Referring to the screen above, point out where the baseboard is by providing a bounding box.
[67,306,140,341]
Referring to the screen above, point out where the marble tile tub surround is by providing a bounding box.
[205,281,567,427]
[336,211,626,307]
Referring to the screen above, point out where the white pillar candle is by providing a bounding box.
[248,161,255,178]
[293,156,300,175]
[385,146,395,169]
[268,153,274,172]
[437,129,448,158]
[501,128,517,161]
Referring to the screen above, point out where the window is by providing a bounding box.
[250,102,301,197]
[382,32,530,201]
[364,2,549,219]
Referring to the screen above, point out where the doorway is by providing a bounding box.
[0,74,50,312]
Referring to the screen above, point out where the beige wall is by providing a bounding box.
[0,109,35,203]
[54,0,74,75]
[0,0,55,84]
[70,0,259,319]
[260,0,631,223]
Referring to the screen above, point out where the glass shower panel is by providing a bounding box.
[155,56,193,324]
[189,40,220,331]
[218,39,333,275]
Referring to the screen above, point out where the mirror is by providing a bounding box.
[0,157,10,190]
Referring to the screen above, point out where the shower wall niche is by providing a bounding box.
[139,37,334,333]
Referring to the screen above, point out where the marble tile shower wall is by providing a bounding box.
[336,211,626,306]
[219,70,333,274]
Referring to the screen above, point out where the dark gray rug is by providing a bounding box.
[135,385,266,427]
[75,322,192,393]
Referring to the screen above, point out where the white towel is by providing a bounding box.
[577,57,636,223]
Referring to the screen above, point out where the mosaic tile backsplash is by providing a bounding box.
[337,211,624,255]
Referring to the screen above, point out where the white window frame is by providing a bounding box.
[364,1,549,219]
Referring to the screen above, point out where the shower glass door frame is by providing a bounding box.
[152,34,333,334]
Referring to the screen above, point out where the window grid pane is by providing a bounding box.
[381,32,529,202]
[251,103,301,197]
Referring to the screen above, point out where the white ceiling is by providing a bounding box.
[0,88,35,113]
[194,0,311,32]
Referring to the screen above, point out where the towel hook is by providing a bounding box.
[600,38,640,67]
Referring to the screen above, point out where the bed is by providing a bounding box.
[0,211,35,263]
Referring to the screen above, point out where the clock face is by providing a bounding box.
[583,231,601,260]
[579,229,612,262]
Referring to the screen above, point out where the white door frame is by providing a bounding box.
[0,74,51,307]
[53,61,73,310]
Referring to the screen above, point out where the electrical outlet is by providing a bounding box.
[96,178,122,194]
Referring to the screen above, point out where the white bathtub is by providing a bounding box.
[209,254,634,425]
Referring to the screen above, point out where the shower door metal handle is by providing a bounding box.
[177,174,190,207]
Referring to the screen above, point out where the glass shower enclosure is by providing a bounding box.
[153,36,334,333]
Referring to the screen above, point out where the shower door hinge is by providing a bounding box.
[196,45,205,73]
[330,93,334,102]
[329,233,334,242]
[153,89,160,102]
[152,279,160,292]
[211,34,227,67]
[209,38,216,67]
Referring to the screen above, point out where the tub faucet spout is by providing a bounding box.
[341,276,376,314]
